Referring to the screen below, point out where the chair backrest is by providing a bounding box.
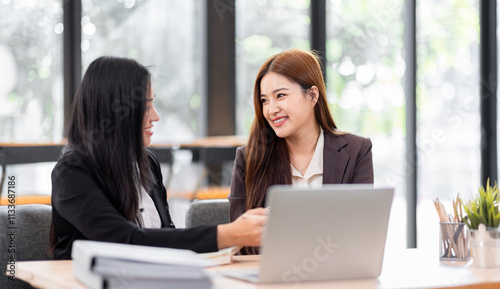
[0,204,53,289]
[185,199,230,228]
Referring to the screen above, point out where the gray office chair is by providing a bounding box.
[0,204,53,289]
[185,199,230,228]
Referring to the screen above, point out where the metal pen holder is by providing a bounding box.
[439,222,471,261]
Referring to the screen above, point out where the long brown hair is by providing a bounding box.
[245,49,344,210]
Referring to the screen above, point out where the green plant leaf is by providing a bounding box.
[461,178,500,229]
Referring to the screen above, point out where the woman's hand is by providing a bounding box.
[217,207,268,249]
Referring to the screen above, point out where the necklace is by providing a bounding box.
[293,159,312,176]
[290,128,320,176]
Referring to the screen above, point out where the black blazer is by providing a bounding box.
[228,132,374,222]
[51,149,218,260]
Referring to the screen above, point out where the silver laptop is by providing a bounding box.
[220,184,394,284]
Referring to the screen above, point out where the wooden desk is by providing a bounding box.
[0,136,246,199]
[0,142,66,197]
[152,136,247,199]
[150,135,247,164]
[8,249,500,289]
[0,195,52,206]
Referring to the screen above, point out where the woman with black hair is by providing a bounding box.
[50,56,266,260]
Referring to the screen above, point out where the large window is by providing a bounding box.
[0,0,64,142]
[0,1,491,246]
[416,0,480,248]
[235,0,310,135]
[82,0,202,143]
[0,1,64,196]
[326,0,406,248]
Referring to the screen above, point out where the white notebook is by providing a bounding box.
[71,240,213,289]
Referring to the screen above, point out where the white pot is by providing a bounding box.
[470,224,500,268]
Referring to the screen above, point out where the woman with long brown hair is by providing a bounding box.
[228,49,373,252]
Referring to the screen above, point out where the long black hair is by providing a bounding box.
[66,56,153,224]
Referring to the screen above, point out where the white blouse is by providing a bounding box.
[138,186,162,229]
[291,128,324,188]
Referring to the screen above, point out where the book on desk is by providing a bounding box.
[198,245,241,266]
[71,240,216,289]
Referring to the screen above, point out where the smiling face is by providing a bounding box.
[260,72,318,140]
[142,85,160,146]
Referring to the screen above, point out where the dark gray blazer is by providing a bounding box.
[228,132,374,222]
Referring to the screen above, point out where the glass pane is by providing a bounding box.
[235,0,311,135]
[0,0,64,142]
[417,0,480,248]
[327,0,406,248]
[497,1,500,198]
[82,0,201,143]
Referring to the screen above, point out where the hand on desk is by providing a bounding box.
[216,207,268,249]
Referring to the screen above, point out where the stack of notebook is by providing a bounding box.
[71,240,214,289]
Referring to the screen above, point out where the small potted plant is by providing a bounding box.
[462,179,500,267]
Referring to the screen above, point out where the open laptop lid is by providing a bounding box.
[258,184,394,283]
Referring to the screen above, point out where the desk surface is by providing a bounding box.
[8,249,500,289]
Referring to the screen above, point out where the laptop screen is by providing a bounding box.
[256,184,394,283]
